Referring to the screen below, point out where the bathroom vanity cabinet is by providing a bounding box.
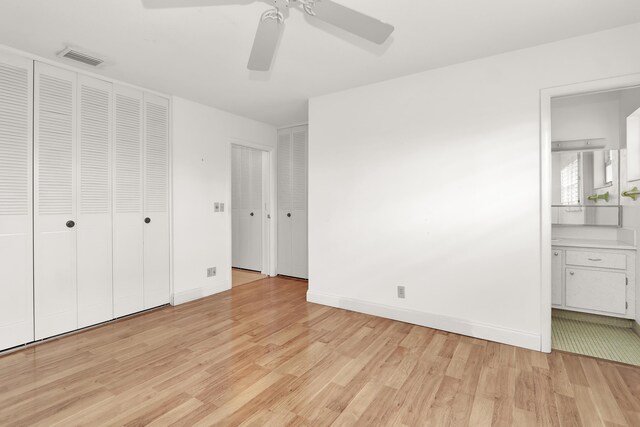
[552,244,636,319]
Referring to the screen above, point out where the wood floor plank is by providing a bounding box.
[0,276,638,426]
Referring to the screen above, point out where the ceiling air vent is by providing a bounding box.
[57,47,104,67]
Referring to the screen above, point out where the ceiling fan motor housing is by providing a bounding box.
[273,0,290,9]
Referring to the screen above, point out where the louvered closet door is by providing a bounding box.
[34,63,78,339]
[77,75,113,328]
[113,85,144,317]
[0,53,34,350]
[289,127,308,279]
[143,93,170,309]
[231,145,243,268]
[232,146,263,271]
[277,125,308,278]
[244,147,263,271]
[277,131,293,276]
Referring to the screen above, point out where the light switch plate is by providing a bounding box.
[220,203,224,212]
[214,202,220,212]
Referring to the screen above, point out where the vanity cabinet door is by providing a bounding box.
[551,250,563,306]
[565,268,627,315]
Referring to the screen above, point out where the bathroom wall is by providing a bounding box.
[552,91,621,149]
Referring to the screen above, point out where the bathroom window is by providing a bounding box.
[561,157,580,205]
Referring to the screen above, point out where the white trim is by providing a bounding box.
[168,97,175,306]
[540,73,640,353]
[173,281,231,305]
[307,291,540,351]
[229,138,277,277]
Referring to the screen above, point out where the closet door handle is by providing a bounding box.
[553,252,559,256]
[287,213,291,218]
[66,220,75,228]
[569,271,575,276]
[144,217,151,224]
[250,212,254,216]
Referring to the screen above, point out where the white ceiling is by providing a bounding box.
[0,0,639,126]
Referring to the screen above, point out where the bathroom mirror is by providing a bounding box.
[551,148,621,226]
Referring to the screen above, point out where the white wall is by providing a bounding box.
[172,97,276,304]
[551,91,621,148]
[307,23,640,351]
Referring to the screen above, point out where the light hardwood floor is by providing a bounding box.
[1,276,639,426]
[232,268,268,287]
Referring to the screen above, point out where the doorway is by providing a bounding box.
[541,74,640,364]
[230,143,272,287]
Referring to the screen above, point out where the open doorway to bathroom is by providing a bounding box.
[546,84,640,366]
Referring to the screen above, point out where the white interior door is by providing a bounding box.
[34,62,78,339]
[290,127,308,279]
[143,93,170,309]
[277,131,292,275]
[0,52,34,350]
[277,126,308,278]
[238,146,252,268]
[77,75,113,328]
[113,85,144,317]
[232,146,242,268]
[232,145,262,271]
[246,147,263,271]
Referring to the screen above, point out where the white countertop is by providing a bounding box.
[552,238,636,251]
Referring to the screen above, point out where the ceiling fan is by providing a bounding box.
[146,0,394,71]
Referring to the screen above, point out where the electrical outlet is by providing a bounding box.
[397,286,405,299]
[207,267,216,277]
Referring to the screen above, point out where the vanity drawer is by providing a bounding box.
[565,250,626,270]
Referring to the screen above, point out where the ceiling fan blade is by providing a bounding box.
[247,9,283,71]
[307,0,393,44]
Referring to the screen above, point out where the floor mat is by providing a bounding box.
[552,315,640,366]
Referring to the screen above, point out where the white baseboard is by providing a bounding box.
[306,291,541,351]
[173,281,231,305]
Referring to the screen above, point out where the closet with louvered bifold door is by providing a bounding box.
[34,62,79,339]
[142,93,170,309]
[113,85,145,317]
[277,125,308,279]
[232,145,263,272]
[28,61,171,344]
[0,52,34,350]
[112,87,171,316]
[34,64,115,338]
[77,75,113,328]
